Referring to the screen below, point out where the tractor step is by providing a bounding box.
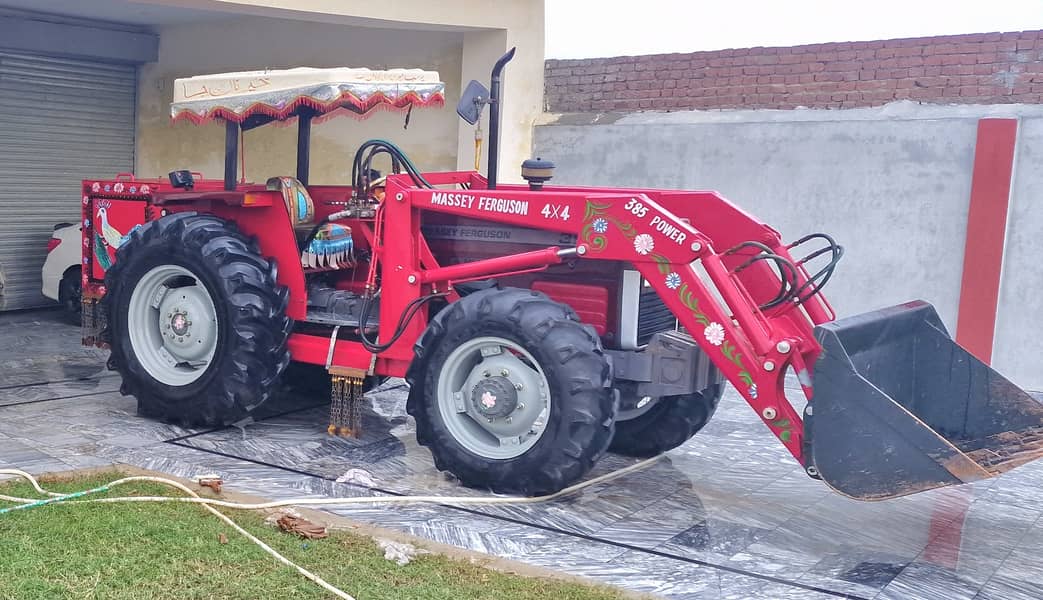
[304,285,379,328]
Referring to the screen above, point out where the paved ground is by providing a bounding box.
[2,309,1043,600]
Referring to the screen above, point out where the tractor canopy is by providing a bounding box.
[170,66,445,127]
[168,66,445,189]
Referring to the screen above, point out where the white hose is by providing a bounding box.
[0,455,662,599]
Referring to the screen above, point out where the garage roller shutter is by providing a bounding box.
[0,50,136,310]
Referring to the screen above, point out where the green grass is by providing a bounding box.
[0,473,624,600]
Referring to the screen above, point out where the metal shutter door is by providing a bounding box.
[0,50,136,310]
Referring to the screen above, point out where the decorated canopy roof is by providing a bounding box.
[170,67,445,125]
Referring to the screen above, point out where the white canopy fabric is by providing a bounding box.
[170,67,445,124]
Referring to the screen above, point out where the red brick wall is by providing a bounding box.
[544,31,1043,113]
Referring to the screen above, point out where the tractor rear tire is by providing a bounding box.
[104,212,291,427]
[609,384,724,457]
[406,287,616,496]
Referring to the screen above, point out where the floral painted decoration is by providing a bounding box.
[592,218,609,234]
[113,182,125,193]
[633,234,655,255]
[704,322,725,346]
[140,185,151,194]
[91,182,101,192]
[665,272,682,289]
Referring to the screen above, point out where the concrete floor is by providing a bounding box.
[2,309,1043,600]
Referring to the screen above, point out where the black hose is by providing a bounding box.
[725,241,799,309]
[358,290,448,354]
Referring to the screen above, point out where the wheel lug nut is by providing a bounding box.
[500,369,509,376]
[514,382,523,390]
[517,403,525,410]
[483,371,491,378]
[506,417,512,423]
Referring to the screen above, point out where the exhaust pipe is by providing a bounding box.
[486,47,516,190]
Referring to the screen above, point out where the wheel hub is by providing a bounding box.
[471,376,518,418]
[170,311,190,336]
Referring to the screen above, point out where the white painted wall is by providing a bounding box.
[136,17,464,182]
[138,0,546,183]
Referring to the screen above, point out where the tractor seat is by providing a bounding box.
[267,176,315,228]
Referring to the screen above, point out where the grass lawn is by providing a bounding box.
[0,472,625,600]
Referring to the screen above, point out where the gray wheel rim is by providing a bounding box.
[436,336,551,460]
[127,264,219,387]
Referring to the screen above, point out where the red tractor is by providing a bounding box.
[82,51,1043,500]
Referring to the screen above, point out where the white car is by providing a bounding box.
[42,222,82,322]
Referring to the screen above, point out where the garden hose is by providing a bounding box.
[0,454,663,600]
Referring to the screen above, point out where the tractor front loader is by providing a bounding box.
[81,52,1043,501]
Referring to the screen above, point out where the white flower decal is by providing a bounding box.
[704,322,725,346]
[82,195,89,205]
[91,182,100,193]
[140,185,151,194]
[113,182,125,193]
[665,272,682,289]
[633,234,655,255]
[748,384,758,399]
[592,218,609,234]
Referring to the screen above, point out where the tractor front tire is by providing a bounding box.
[407,288,616,496]
[609,384,724,457]
[104,212,291,427]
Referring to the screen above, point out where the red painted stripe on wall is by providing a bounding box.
[955,118,1019,364]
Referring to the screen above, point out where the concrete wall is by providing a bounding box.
[994,117,1043,391]
[534,102,1043,390]
[141,0,546,183]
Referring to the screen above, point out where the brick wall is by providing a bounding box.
[544,31,1043,113]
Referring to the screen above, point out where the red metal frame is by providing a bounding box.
[955,118,1019,365]
[83,169,835,466]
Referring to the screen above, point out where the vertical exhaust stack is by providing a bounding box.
[486,47,516,190]
[455,49,517,188]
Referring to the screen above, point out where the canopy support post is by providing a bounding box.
[297,112,312,186]
[224,120,239,191]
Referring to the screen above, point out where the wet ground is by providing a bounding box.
[2,309,1043,599]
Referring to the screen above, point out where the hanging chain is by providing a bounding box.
[327,367,367,437]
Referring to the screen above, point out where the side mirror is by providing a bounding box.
[457,79,490,125]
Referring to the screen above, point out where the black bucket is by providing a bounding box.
[807,301,1043,501]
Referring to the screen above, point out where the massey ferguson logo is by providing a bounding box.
[430,192,529,216]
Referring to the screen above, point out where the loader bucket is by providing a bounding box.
[808,301,1043,501]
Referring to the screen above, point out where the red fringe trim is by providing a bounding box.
[171,89,445,125]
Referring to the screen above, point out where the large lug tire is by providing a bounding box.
[406,287,616,496]
[609,383,724,457]
[103,212,292,427]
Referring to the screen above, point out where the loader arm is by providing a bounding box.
[384,170,1043,501]
[386,173,822,464]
